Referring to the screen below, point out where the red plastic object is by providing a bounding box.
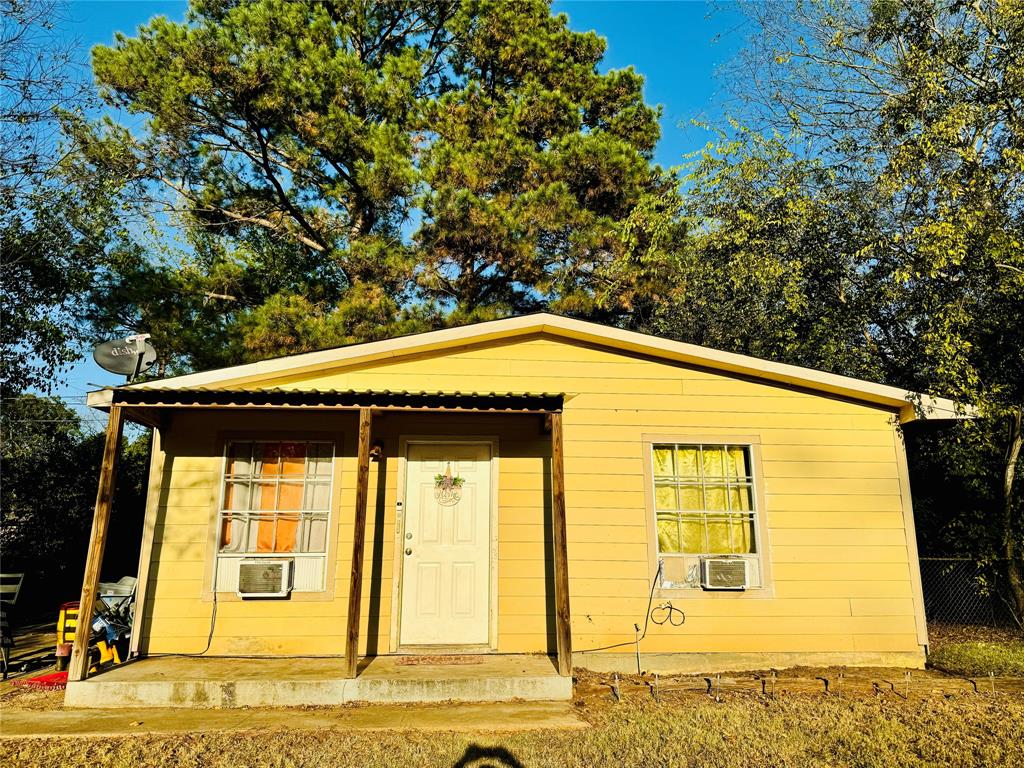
[12,671,68,689]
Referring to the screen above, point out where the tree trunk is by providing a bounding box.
[1003,406,1024,626]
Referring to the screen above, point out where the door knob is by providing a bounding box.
[405,548,413,556]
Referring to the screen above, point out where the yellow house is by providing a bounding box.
[69,314,962,705]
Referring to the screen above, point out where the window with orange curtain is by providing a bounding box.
[652,443,762,587]
[219,441,333,555]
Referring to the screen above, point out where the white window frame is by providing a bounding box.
[214,439,336,593]
[649,441,765,590]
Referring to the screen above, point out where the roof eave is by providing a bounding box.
[899,396,976,424]
[86,389,114,409]
[88,313,971,422]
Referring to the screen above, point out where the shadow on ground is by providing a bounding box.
[453,744,525,768]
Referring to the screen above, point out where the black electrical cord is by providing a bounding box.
[141,559,348,662]
[651,601,686,627]
[578,560,677,654]
[147,584,218,659]
[142,558,682,661]
[187,587,218,657]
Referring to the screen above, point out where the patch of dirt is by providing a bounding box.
[1,620,64,713]
[571,664,1024,712]
[0,684,64,712]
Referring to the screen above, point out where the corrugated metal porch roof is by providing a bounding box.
[92,387,564,423]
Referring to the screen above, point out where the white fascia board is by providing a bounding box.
[86,389,114,408]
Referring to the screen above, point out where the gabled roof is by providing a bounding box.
[87,313,965,423]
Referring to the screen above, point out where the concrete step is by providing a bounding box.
[2,701,588,738]
[64,655,573,709]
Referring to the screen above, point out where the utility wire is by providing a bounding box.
[577,560,683,654]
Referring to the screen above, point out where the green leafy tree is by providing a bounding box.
[0,395,149,612]
[724,0,1024,622]
[1,189,105,392]
[0,0,104,393]
[644,127,887,381]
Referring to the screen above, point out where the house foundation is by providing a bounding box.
[64,654,571,709]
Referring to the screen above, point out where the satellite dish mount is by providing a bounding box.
[125,334,151,381]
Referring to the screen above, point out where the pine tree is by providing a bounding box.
[78,0,679,366]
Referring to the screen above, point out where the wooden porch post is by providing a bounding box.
[550,411,572,676]
[345,407,373,678]
[67,405,125,682]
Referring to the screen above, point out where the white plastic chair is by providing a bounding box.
[0,573,24,605]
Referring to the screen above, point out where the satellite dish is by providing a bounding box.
[93,334,158,379]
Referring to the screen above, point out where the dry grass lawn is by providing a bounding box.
[927,623,1024,676]
[3,675,1022,768]
[4,623,1022,767]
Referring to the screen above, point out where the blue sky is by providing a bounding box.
[54,0,749,420]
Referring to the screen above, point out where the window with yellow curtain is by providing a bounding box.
[218,441,333,555]
[652,444,758,559]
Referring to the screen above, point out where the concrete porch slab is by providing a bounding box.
[64,655,573,709]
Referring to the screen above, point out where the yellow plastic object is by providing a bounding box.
[56,602,123,672]
[95,640,122,666]
[56,602,79,646]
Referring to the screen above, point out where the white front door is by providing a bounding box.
[400,443,491,647]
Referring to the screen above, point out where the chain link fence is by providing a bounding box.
[919,557,1017,627]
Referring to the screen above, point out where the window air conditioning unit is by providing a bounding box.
[237,559,292,598]
[700,558,748,591]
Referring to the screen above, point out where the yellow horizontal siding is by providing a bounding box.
[772,562,911,581]
[767,511,907,529]
[564,424,896,446]
[770,528,908,547]
[143,637,346,656]
[577,634,866,654]
[772,545,909,564]
[851,598,917,616]
[632,598,855,618]
[573,615,919,637]
[774,580,913,599]
[578,392,885,415]
[763,495,903,512]
[139,334,921,658]
[565,560,652,579]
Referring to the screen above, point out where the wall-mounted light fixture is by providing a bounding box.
[369,440,384,462]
